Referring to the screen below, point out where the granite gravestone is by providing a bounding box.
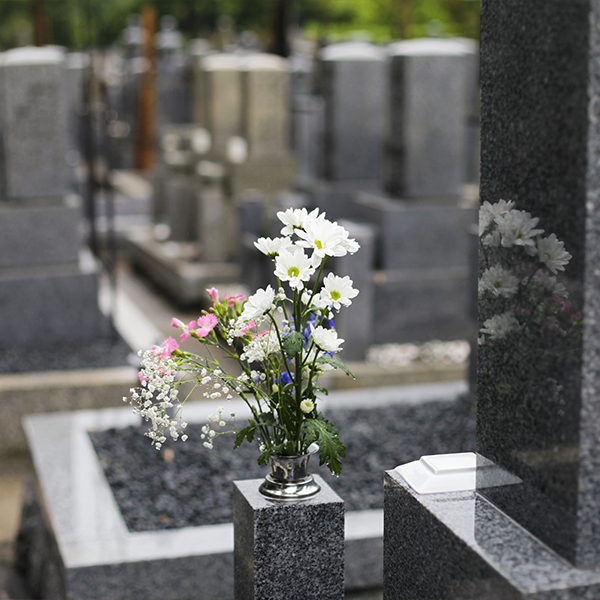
[386,38,479,199]
[319,42,387,184]
[384,1,600,597]
[233,53,296,204]
[0,46,108,346]
[200,53,244,157]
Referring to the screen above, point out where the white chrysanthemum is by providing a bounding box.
[277,207,320,236]
[495,209,544,249]
[478,266,519,298]
[296,217,349,259]
[536,234,572,274]
[274,246,316,290]
[533,271,568,298]
[240,285,276,321]
[320,273,359,310]
[311,325,344,353]
[240,330,280,363]
[301,290,328,310]
[254,236,293,258]
[479,199,515,234]
[480,313,520,340]
[338,228,360,254]
[481,230,501,248]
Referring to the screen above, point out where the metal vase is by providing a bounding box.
[258,451,321,501]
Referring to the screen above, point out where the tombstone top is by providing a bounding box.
[66,52,89,70]
[241,53,289,71]
[202,52,243,71]
[388,37,477,57]
[189,38,213,56]
[3,45,65,66]
[320,41,386,62]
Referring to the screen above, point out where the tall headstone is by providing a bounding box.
[201,53,244,157]
[386,38,479,199]
[384,2,600,597]
[319,42,387,183]
[0,46,67,200]
[0,46,111,347]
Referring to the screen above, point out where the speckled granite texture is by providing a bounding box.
[233,477,344,600]
[477,0,600,568]
[384,470,600,600]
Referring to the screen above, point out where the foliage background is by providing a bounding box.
[0,0,480,51]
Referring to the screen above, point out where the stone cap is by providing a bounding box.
[3,45,66,66]
[320,41,386,62]
[202,52,243,71]
[388,37,478,57]
[241,53,289,71]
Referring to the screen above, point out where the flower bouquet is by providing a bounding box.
[126,207,359,485]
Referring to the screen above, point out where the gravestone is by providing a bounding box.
[386,38,479,199]
[233,53,296,204]
[201,53,244,157]
[319,42,387,184]
[384,2,600,597]
[155,16,191,127]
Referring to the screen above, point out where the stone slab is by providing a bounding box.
[233,477,344,600]
[0,201,81,268]
[319,42,388,182]
[0,269,107,344]
[0,46,68,200]
[18,382,467,599]
[384,468,600,599]
[373,268,473,344]
[125,229,241,306]
[353,192,476,271]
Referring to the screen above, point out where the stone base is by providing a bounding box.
[125,229,241,306]
[373,268,473,344]
[353,191,476,271]
[0,266,109,345]
[233,477,345,600]
[384,468,600,599]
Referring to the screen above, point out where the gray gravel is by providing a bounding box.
[90,394,476,532]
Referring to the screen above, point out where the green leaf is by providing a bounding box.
[257,448,273,466]
[282,331,304,359]
[303,417,346,476]
[316,355,355,378]
[234,420,257,449]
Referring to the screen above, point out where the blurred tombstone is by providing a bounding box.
[201,53,244,157]
[189,38,212,127]
[319,42,388,183]
[155,15,191,127]
[386,38,479,198]
[0,46,113,346]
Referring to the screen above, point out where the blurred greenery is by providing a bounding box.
[0,0,479,51]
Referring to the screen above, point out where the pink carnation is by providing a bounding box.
[206,287,219,303]
[171,317,197,342]
[195,313,218,337]
[153,336,180,358]
[224,293,245,306]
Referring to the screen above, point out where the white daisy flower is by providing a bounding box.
[480,313,520,340]
[254,236,293,258]
[478,266,519,298]
[274,247,316,290]
[277,207,320,236]
[240,285,276,321]
[536,234,572,274]
[311,325,344,353]
[533,271,568,298]
[301,290,328,310]
[320,273,359,310]
[495,209,544,249]
[479,199,515,234]
[296,217,348,259]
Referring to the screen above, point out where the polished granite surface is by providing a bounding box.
[477,0,600,568]
[385,469,600,599]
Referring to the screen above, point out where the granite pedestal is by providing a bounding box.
[233,478,344,600]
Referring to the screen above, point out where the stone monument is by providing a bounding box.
[384,2,600,597]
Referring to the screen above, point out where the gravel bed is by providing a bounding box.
[90,395,476,532]
[0,333,133,374]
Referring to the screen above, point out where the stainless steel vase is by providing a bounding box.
[258,451,321,501]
